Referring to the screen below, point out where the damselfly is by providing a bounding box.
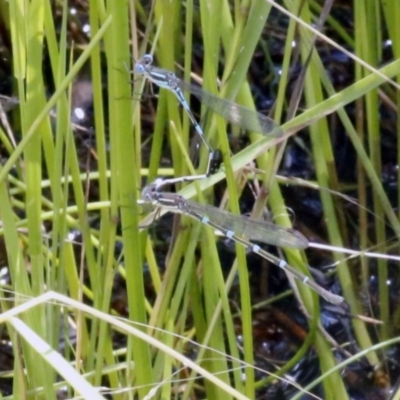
[134,54,283,178]
[0,95,19,112]
[142,178,344,305]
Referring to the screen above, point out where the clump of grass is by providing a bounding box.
[0,0,399,399]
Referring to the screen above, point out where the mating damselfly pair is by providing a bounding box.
[135,54,344,304]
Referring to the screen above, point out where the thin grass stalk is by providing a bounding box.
[165,227,199,323]
[297,3,348,399]
[81,0,114,384]
[145,237,163,293]
[309,59,380,367]
[355,0,391,349]
[129,3,143,188]
[88,0,112,283]
[182,0,194,166]
[275,4,297,124]
[150,17,239,385]
[309,0,354,46]
[146,222,195,333]
[180,227,236,399]
[218,1,244,80]
[155,222,195,331]
[182,267,241,399]
[220,2,272,100]
[353,1,370,342]
[86,2,122,389]
[210,2,276,395]
[98,247,123,392]
[208,39,252,400]
[212,112,249,393]
[9,0,57,395]
[147,95,170,181]
[160,319,174,398]
[384,0,400,334]
[359,0,390,339]
[260,3,296,207]
[197,2,246,397]
[13,329,26,397]
[67,117,103,367]
[387,0,400,226]
[154,0,188,178]
[197,229,233,400]
[24,2,46,297]
[220,0,276,190]
[172,150,234,398]
[171,131,245,396]
[220,149,255,397]
[104,1,153,396]
[103,334,124,395]
[286,0,360,305]
[196,1,225,179]
[62,242,92,370]
[50,1,72,358]
[43,0,61,72]
[209,266,245,396]
[0,179,35,391]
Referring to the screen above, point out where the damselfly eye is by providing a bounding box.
[135,65,145,74]
[142,54,153,64]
